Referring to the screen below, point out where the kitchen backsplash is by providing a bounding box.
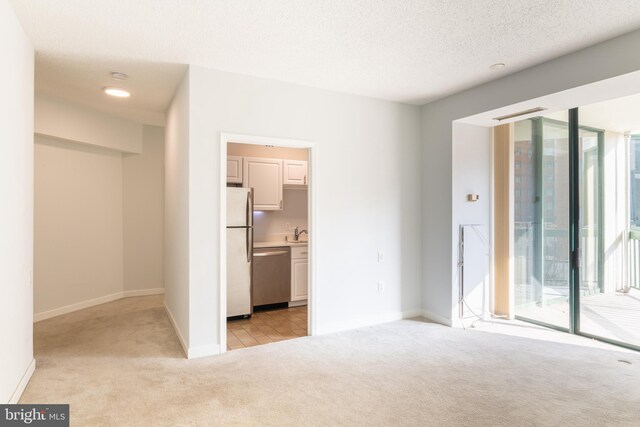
[253,189,308,242]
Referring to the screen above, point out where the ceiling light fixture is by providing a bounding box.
[103,87,130,98]
[490,63,506,70]
[110,71,128,80]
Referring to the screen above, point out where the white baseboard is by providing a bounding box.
[163,302,188,358]
[163,303,219,359]
[315,308,454,335]
[402,308,425,319]
[34,288,165,322]
[316,310,406,335]
[420,308,453,326]
[123,288,164,298]
[187,344,220,359]
[288,300,307,307]
[34,292,124,322]
[9,358,36,404]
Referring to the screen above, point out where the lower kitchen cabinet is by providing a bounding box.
[291,246,308,301]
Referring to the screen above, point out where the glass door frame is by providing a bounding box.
[569,108,581,334]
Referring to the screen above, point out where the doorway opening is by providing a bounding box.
[219,134,315,352]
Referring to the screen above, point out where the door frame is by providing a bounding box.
[219,133,317,353]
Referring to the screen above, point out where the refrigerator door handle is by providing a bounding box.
[246,190,253,228]
[246,227,253,263]
[246,189,254,263]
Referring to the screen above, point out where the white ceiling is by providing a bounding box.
[10,0,640,124]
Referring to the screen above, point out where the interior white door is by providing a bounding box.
[243,157,283,210]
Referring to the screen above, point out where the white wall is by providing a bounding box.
[0,0,34,403]
[451,123,492,324]
[166,65,422,356]
[164,71,190,349]
[422,28,640,324]
[123,125,165,292]
[35,94,143,154]
[34,136,124,314]
[253,189,308,242]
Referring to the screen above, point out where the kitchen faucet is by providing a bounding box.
[294,226,308,241]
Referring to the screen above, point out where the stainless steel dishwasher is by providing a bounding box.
[252,247,291,307]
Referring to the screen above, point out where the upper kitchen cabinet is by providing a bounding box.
[243,157,283,210]
[227,155,243,184]
[283,160,308,187]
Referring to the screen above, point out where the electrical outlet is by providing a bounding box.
[378,251,384,263]
[378,281,384,293]
[285,223,291,231]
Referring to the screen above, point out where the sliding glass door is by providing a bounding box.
[514,115,571,330]
[576,101,639,349]
[511,99,639,351]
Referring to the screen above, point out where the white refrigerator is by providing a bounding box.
[227,187,254,318]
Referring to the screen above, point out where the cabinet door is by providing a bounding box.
[243,157,283,210]
[291,258,308,301]
[283,160,308,186]
[227,156,243,184]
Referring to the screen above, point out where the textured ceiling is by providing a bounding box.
[10,0,640,124]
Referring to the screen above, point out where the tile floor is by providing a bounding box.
[227,305,308,350]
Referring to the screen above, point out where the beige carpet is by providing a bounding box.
[21,296,640,426]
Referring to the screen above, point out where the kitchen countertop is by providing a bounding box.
[253,241,308,249]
